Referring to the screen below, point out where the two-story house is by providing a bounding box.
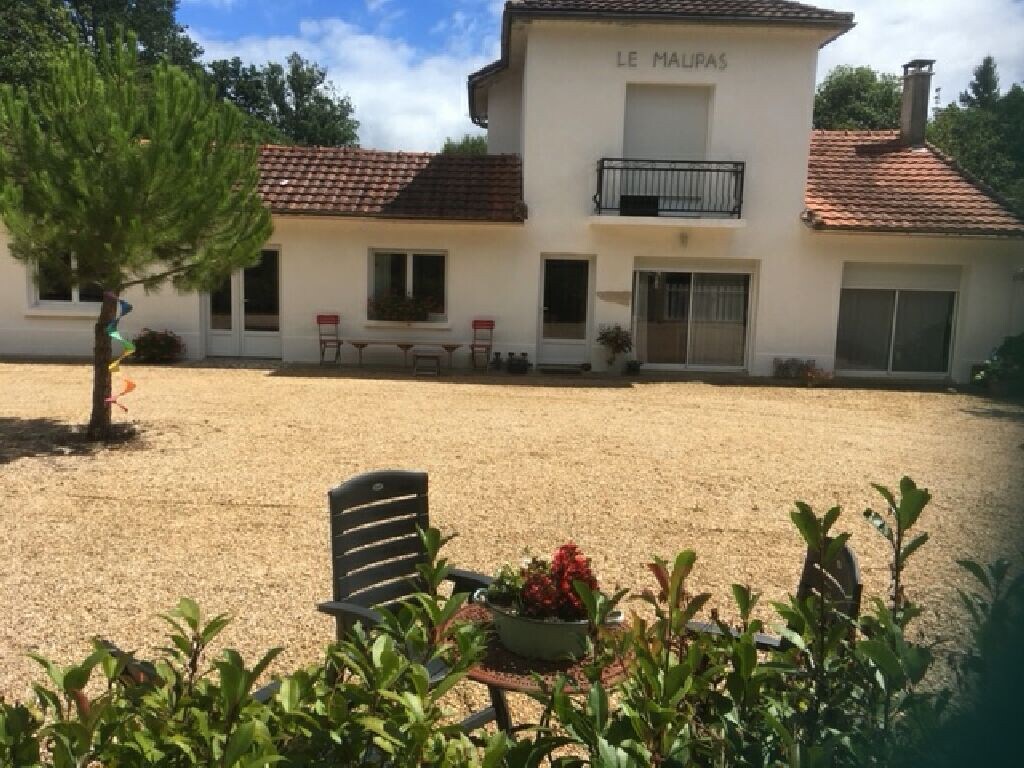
[2,0,1023,382]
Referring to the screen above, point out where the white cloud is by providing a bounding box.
[195,14,497,151]
[819,0,1024,108]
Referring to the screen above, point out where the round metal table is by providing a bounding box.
[452,603,630,732]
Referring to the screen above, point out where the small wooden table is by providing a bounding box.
[452,604,630,733]
[412,346,443,376]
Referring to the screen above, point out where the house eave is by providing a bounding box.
[468,5,855,125]
[801,213,1024,240]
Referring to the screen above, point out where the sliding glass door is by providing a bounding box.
[633,271,749,367]
[835,288,955,374]
[834,289,895,371]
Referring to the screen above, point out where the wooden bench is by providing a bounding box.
[344,340,463,368]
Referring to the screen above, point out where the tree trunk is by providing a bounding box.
[88,292,118,440]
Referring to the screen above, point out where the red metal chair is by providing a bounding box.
[470,319,495,369]
[317,314,342,363]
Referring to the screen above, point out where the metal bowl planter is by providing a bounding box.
[474,590,623,661]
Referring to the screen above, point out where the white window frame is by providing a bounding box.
[30,256,103,307]
[367,249,448,323]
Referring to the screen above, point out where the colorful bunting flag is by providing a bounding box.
[104,293,137,412]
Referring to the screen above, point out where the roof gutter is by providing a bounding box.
[469,5,856,126]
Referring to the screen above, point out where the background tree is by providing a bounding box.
[441,134,487,155]
[931,57,1023,216]
[0,33,272,438]
[0,1,75,90]
[61,0,202,68]
[959,55,1000,109]
[208,53,359,146]
[813,65,901,130]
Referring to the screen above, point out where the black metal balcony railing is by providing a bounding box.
[594,158,745,218]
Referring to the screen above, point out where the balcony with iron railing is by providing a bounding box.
[592,159,745,226]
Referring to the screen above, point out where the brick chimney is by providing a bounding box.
[900,59,935,146]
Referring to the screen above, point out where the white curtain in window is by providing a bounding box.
[688,274,748,366]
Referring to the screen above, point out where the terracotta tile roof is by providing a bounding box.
[258,145,526,223]
[804,131,1024,236]
[470,1,853,124]
[505,0,853,23]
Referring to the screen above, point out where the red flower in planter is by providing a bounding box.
[512,544,600,620]
[551,542,599,620]
[521,564,560,618]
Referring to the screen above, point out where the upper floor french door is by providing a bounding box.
[206,249,281,358]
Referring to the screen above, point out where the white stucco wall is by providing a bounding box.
[797,231,1024,382]
[0,226,204,360]
[486,69,524,156]
[270,216,537,365]
[519,21,823,237]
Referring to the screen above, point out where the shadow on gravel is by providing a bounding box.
[266,364,638,389]
[0,418,137,465]
[960,404,1024,423]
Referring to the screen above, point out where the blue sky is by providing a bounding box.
[179,0,1024,151]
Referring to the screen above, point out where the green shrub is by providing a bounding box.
[2,484,1018,768]
[974,331,1024,395]
[132,328,185,363]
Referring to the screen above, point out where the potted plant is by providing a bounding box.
[475,543,622,661]
[506,352,531,374]
[367,294,440,322]
[596,324,632,370]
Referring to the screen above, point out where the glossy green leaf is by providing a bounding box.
[791,502,820,549]
[957,559,992,591]
[858,639,905,684]
[898,532,929,566]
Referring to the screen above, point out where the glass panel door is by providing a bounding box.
[210,278,233,330]
[632,271,749,367]
[543,259,589,340]
[891,291,955,373]
[835,289,896,371]
[637,271,690,364]
[689,274,748,366]
[243,250,280,332]
[207,250,282,358]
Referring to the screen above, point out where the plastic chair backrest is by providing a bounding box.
[328,471,429,611]
[795,539,863,621]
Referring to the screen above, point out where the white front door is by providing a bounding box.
[538,257,592,365]
[207,249,281,358]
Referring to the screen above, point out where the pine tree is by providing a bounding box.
[0,31,272,438]
[959,55,1000,110]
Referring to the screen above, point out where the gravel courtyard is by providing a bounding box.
[1,361,1022,705]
